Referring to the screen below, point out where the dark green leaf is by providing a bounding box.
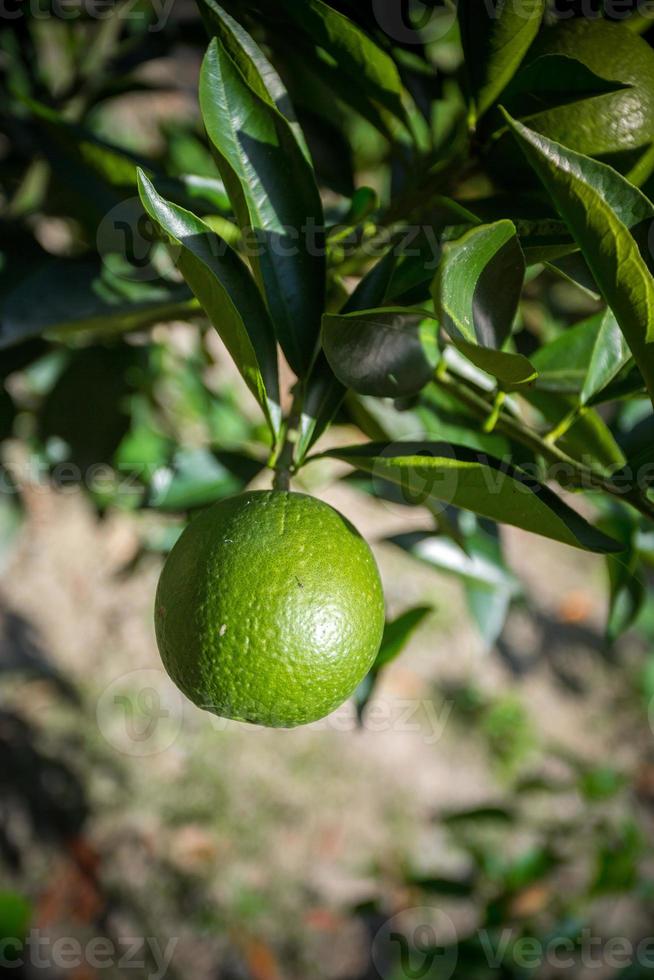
[343,246,398,314]
[0,255,193,350]
[295,353,346,462]
[197,0,310,159]
[503,112,654,406]
[325,441,622,553]
[502,53,629,118]
[322,308,439,398]
[200,37,325,376]
[531,314,605,396]
[374,606,432,672]
[434,221,535,387]
[355,605,431,719]
[147,448,245,511]
[442,805,515,825]
[458,0,547,120]
[600,511,646,644]
[137,170,281,437]
[274,0,408,127]
[581,309,632,406]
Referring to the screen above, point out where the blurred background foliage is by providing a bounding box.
[2,1,654,978]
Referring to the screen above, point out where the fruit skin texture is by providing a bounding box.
[154,490,385,728]
[487,18,654,184]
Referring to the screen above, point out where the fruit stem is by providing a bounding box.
[271,385,303,491]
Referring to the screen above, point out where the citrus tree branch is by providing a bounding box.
[433,367,654,523]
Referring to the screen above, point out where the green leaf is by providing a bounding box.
[343,246,398,314]
[147,448,246,511]
[295,352,345,462]
[355,605,431,719]
[322,308,439,398]
[465,582,513,650]
[375,606,432,672]
[390,529,520,595]
[199,37,325,376]
[503,112,654,407]
[531,314,604,396]
[581,309,632,407]
[599,510,646,645]
[325,442,622,554]
[502,52,630,118]
[434,221,536,387]
[274,0,408,128]
[458,0,547,120]
[0,254,193,349]
[196,0,310,160]
[137,170,281,437]
[391,519,520,650]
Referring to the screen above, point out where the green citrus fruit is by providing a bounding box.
[486,17,654,185]
[154,490,385,728]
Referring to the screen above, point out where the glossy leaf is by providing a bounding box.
[322,308,439,398]
[197,0,310,159]
[274,0,408,127]
[458,0,547,120]
[295,353,345,462]
[531,314,604,396]
[434,221,535,387]
[200,37,325,376]
[343,246,398,314]
[581,309,632,407]
[502,53,629,118]
[391,530,520,594]
[325,442,622,554]
[503,112,654,405]
[137,170,281,437]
